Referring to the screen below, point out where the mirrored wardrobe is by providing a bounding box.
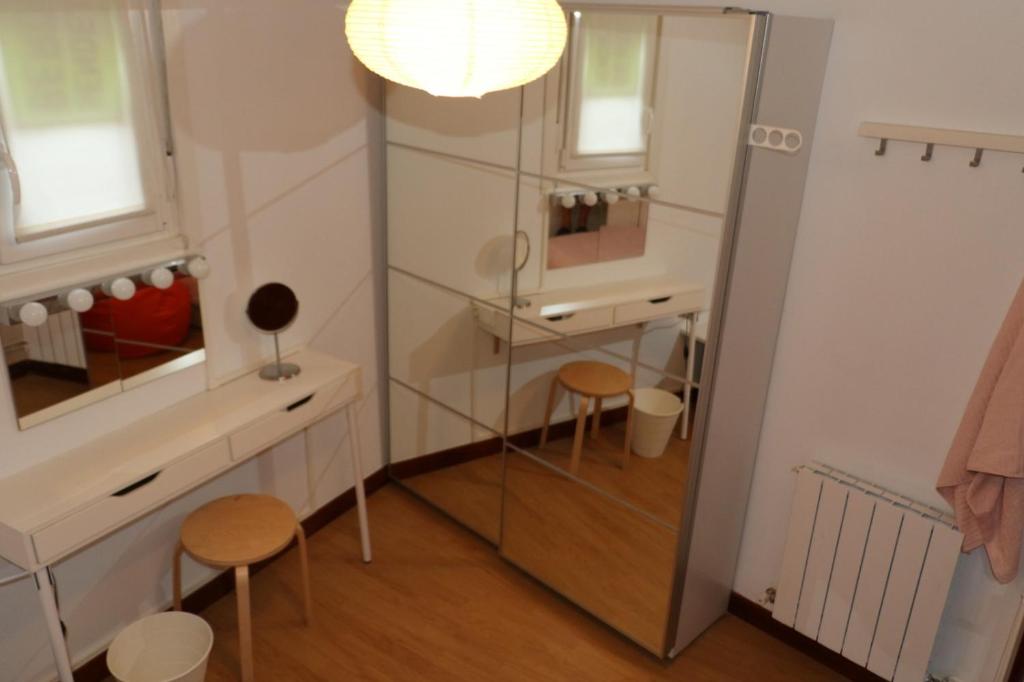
[385,6,832,658]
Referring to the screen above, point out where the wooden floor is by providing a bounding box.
[191,485,846,682]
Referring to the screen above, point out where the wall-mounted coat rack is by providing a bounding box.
[859,121,1024,171]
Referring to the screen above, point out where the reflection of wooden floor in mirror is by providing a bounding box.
[9,373,93,416]
[502,449,678,653]
[401,419,688,545]
[531,421,689,527]
[400,453,504,542]
[192,486,846,682]
[87,328,206,385]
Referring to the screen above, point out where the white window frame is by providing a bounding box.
[0,1,179,267]
[559,11,661,175]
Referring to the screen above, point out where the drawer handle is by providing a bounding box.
[544,313,575,322]
[112,472,161,497]
[286,394,315,412]
[648,296,673,304]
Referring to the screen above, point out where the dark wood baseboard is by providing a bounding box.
[390,404,634,481]
[72,468,390,682]
[507,403,631,451]
[727,592,886,682]
[9,360,90,384]
[389,434,504,479]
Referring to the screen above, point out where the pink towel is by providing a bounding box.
[937,277,1024,583]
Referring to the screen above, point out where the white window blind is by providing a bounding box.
[571,12,658,158]
[0,0,174,263]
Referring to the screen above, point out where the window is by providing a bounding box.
[0,0,176,264]
[562,11,659,172]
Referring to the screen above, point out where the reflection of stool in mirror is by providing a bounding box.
[540,361,635,475]
[172,494,311,682]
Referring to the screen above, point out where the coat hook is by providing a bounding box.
[921,143,934,162]
[874,138,888,156]
[969,148,984,167]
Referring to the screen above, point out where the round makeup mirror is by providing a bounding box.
[246,282,301,381]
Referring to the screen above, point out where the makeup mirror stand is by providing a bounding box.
[261,331,300,382]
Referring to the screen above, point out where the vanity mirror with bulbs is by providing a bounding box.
[385,5,832,658]
[0,256,210,429]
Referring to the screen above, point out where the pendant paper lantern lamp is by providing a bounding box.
[345,0,568,98]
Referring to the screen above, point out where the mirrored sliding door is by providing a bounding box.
[499,8,762,655]
[385,86,523,542]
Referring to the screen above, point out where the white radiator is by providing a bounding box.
[773,463,962,682]
[22,310,87,369]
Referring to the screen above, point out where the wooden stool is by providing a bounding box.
[173,494,311,682]
[539,361,635,475]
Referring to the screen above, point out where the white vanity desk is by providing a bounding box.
[0,349,371,682]
[473,275,704,345]
[473,275,705,437]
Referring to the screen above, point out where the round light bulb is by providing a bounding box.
[17,302,48,327]
[582,191,598,207]
[626,186,641,201]
[144,267,175,290]
[185,256,211,280]
[61,288,95,313]
[602,191,620,205]
[559,194,576,209]
[103,277,136,301]
[646,185,661,199]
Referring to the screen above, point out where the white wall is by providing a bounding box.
[582,1,1024,680]
[0,2,385,680]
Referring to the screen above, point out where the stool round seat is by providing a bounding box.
[541,360,636,475]
[558,361,631,397]
[173,494,312,682]
[181,494,297,568]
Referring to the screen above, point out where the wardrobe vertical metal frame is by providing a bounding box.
[662,9,769,652]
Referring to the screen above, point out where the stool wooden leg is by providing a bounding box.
[570,395,589,475]
[591,397,603,437]
[172,541,184,611]
[295,523,313,626]
[539,375,560,448]
[622,391,635,469]
[235,565,254,682]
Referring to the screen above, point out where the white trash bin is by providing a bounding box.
[107,612,214,682]
[631,388,684,458]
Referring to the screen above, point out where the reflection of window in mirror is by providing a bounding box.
[563,12,660,173]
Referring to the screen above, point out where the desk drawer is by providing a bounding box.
[229,376,356,461]
[32,440,231,564]
[613,293,699,325]
[531,307,613,337]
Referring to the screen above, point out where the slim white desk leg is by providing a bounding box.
[682,313,698,441]
[345,404,372,563]
[35,568,74,682]
[303,429,317,514]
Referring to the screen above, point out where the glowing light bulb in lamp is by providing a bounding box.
[345,0,568,98]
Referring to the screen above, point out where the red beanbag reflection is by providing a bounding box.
[82,280,192,358]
